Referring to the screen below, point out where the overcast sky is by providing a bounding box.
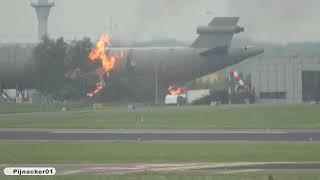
[0,0,319,43]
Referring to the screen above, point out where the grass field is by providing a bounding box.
[1,171,320,180]
[0,104,320,129]
[0,102,90,114]
[1,142,320,164]
[0,103,49,114]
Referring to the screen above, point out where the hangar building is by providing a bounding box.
[252,57,320,103]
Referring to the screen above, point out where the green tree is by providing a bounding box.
[32,36,67,100]
[64,37,98,100]
[65,37,95,71]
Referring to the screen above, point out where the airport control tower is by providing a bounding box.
[31,0,55,40]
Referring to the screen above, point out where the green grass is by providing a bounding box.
[0,102,91,114]
[1,172,320,180]
[0,103,51,114]
[0,104,320,129]
[1,142,320,164]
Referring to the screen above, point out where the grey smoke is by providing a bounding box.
[227,0,320,43]
[109,0,223,42]
[1,0,318,43]
[0,0,224,42]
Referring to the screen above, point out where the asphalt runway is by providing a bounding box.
[1,129,320,141]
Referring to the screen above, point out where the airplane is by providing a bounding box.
[0,17,264,102]
[91,17,264,102]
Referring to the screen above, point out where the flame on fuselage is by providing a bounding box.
[168,85,187,95]
[86,34,124,97]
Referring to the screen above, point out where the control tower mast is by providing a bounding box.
[31,0,55,40]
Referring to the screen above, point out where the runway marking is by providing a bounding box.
[217,169,263,174]
[51,131,289,134]
[59,170,83,175]
[2,162,320,175]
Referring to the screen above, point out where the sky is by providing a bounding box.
[0,0,319,43]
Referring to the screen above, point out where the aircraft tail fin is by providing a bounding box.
[191,17,244,49]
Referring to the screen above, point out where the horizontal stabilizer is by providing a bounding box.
[191,17,242,49]
[209,17,239,26]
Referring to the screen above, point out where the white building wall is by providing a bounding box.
[252,58,316,104]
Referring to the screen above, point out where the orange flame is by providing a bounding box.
[86,34,124,97]
[86,83,104,97]
[168,85,187,95]
[89,34,115,72]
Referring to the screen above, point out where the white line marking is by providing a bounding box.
[51,131,289,134]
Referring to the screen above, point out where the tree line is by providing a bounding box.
[32,36,99,101]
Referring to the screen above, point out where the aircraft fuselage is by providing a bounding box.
[113,46,263,82]
[105,46,263,101]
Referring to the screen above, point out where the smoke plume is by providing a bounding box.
[227,0,320,43]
